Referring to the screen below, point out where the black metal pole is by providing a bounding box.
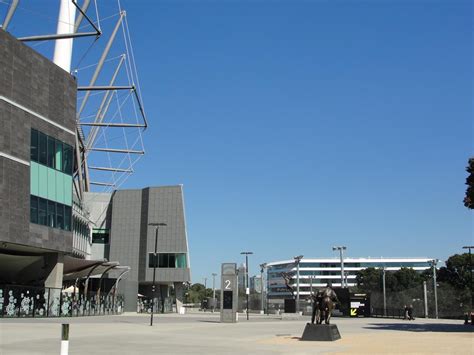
[246,254,249,321]
[469,247,473,310]
[150,226,158,326]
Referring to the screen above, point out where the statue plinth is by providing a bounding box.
[301,323,341,341]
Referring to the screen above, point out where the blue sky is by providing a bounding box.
[3,0,472,285]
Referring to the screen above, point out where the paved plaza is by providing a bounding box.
[0,313,472,354]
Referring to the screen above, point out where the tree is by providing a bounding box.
[437,253,472,290]
[355,267,382,292]
[464,158,474,209]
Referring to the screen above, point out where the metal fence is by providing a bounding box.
[369,281,470,319]
[0,284,124,318]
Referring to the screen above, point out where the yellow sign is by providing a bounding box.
[350,308,358,316]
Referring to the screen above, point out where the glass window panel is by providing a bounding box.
[38,198,47,226]
[159,254,168,268]
[39,132,47,165]
[47,200,56,228]
[47,136,55,168]
[64,206,71,231]
[30,129,38,162]
[55,141,63,171]
[168,254,176,268]
[176,254,187,268]
[148,253,158,268]
[30,195,38,224]
[63,144,72,175]
[56,203,64,230]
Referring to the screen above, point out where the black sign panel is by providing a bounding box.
[223,290,233,309]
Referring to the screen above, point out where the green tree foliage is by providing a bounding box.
[464,158,474,209]
[184,283,214,304]
[437,253,472,290]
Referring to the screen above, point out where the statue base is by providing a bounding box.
[301,323,341,341]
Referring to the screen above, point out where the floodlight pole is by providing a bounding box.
[149,222,167,326]
[212,273,217,312]
[241,251,253,320]
[333,246,347,288]
[382,267,387,317]
[260,263,267,314]
[430,259,439,319]
[294,255,303,313]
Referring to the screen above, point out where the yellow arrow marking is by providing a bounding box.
[350,308,357,316]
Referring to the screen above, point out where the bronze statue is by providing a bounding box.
[311,282,339,325]
[281,272,295,298]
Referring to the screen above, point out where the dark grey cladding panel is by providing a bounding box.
[108,186,191,283]
[147,186,188,252]
[0,157,29,246]
[144,186,190,282]
[0,29,76,134]
[109,189,143,280]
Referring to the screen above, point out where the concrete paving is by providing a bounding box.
[0,313,472,354]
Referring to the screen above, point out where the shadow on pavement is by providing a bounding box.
[364,322,474,333]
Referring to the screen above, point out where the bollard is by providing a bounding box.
[61,324,69,355]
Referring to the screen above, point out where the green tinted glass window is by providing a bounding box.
[56,203,64,230]
[63,144,73,175]
[55,141,63,171]
[47,137,55,168]
[39,132,47,165]
[38,197,47,226]
[30,195,38,224]
[47,200,56,228]
[176,254,187,268]
[31,129,38,162]
[64,205,71,231]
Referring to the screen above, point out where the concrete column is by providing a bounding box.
[44,253,64,316]
[122,279,139,312]
[174,282,184,314]
[44,253,64,288]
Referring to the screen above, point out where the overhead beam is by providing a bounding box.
[19,31,99,42]
[79,122,146,128]
[90,181,115,187]
[88,147,144,154]
[77,86,134,91]
[89,166,133,173]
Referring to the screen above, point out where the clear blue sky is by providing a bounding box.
[4,0,472,285]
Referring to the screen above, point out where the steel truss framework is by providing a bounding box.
[1,0,148,197]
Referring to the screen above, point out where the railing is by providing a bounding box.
[0,284,124,318]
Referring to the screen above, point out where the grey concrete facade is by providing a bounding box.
[0,28,76,256]
[84,185,191,311]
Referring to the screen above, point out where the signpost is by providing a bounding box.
[220,263,238,323]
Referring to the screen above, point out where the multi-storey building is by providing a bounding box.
[266,257,434,304]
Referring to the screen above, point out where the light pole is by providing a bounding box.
[260,263,267,314]
[241,251,253,320]
[148,222,167,326]
[430,259,439,319]
[333,246,347,288]
[382,267,387,317]
[204,277,207,289]
[212,273,217,312]
[462,246,474,310]
[294,255,303,313]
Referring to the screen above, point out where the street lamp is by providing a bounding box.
[212,273,217,312]
[429,259,440,319]
[241,251,253,320]
[294,255,303,313]
[462,246,474,310]
[332,246,347,288]
[260,263,267,315]
[148,222,167,326]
